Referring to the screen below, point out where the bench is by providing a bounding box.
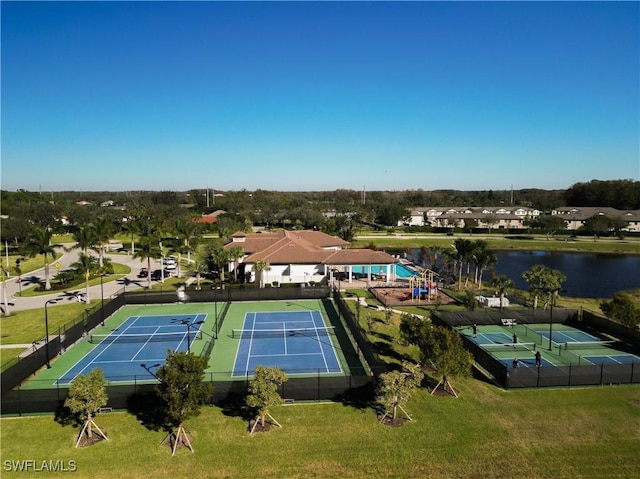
[501,319,517,327]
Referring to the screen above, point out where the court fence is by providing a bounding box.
[434,310,640,389]
[1,367,376,416]
[2,285,386,415]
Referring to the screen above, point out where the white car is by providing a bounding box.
[163,257,177,270]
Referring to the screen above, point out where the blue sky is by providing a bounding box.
[2,1,638,192]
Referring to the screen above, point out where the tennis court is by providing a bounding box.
[231,310,342,377]
[57,313,207,385]
[461,323,640,369]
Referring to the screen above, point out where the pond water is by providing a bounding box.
[406,249,640,298]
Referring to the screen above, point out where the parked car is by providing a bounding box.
[163,257,177,270]
[137,268,148,278]
[150,269,162,281]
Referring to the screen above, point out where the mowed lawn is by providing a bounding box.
[1,379,639,479]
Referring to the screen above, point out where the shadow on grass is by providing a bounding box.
[127,390,168,432]
[54,402,82,428]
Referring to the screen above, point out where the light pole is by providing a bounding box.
[100,271,105,326]
[140,363,161,380]
[547,287,561,351]
[44,299,58,368]
[173,318,204,353]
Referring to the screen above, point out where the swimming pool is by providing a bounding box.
[350,263,418,279]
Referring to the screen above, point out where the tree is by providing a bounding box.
[92,216,115,268]
[399,314,430,346]
[532,214,567,240]
[581,215,612,241]
[470,240,496,288]
[376,361,424,424]
[522,265,566,309]
[155,351,213,455]
[600,293,640,328]
[64,368,109,447]
[417,325,472,397]
[22,226,59,290]
[208,247,231,283]
[253,260,271,288]
[228,246,245,282]
[452,238,474,289]
[133,235,161,289]
[246,366,287,434]
[490,275,514,311]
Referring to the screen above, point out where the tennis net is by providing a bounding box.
[89,331,202,344]
[563,340,616,350]
[232,326,335,339]
[482,342,537,353]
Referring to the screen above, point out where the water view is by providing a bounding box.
[407,249,640,299]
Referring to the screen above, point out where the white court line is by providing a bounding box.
[57,315,142,385]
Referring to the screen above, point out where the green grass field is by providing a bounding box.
[2,295,639,477]
[1,381,639,478]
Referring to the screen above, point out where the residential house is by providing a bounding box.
[551,207,640,232]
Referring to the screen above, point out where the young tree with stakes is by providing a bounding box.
[155,351,213,455]
[64,368,109,447]
[246,366,288,435]
[418,325,472,398]
[377,361,424,425]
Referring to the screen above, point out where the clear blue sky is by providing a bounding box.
[2,1,638,192]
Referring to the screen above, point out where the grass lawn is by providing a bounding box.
[1,381,638,479]
[0,302,94,346]
[2,288,639,477]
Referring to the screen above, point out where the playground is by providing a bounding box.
[370,270,455,307]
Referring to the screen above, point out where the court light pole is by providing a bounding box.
[140,363,161,380]
[99,271,105,326]
[173,318,204,353]
[546,287,562,351]
[44,299,58,368]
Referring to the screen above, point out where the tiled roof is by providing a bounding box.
[225,230,395,266]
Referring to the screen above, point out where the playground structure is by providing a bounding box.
[408,270,437,302]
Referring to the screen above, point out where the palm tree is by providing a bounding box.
[92,217,114,269]
[209,247,230,283]
[121,219,140,256]
[253,260,271,288]
[22,226,59,290]
[228,246,245,282]
[133,236,161,289]
[452,238,474,289]
[173,219,200,265]
[69,224,98,302]
[471,241,496,288]
[490,275,514,311]
[72,253,97,304]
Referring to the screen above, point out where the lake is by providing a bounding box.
[407,249,640,299]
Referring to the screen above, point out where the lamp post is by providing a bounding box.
[173,318,204,353]
[100,271,105,326]
[547,287,561,351]
[140,363,161,380]
[44,299,58,368]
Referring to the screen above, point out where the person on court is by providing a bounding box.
[472,323,477,338]
[535,350,542,367]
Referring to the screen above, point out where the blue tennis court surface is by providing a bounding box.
[537,330,599,344]
[57,314,207,385]
[231,310,342,377]
[581,354,640,365]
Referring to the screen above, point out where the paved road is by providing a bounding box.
[0,246,168,313]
